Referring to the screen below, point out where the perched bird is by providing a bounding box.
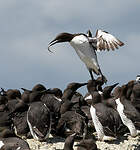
[75,138,97,150]
[0,137,30,150]
[21,88,47,103]
[114,85,140,137]
[90,92,123,141]
[4,89,21,100]
[48,30,124,83]
[56,110,87,138]
[27,102,51,141]
[0,111,15,138]
[41,88,63,134]
[63,133,76,150]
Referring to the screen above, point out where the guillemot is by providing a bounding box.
[63,133,76,150]
[27,102,52,141]
[0,137,30,150]
[89,92,123,141]
[75,138,97,150]
[136,75,140,83]
[113,85,140,137]
[48,30,124,83]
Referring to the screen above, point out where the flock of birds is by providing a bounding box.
[0,29,139,150]
[0,76,140,150]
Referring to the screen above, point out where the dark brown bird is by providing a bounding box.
[63,133,76,150]
[75,138,97,150]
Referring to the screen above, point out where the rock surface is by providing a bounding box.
[26,133,140,150]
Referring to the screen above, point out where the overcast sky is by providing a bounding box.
[0,0,140,94]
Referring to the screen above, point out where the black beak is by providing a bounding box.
[45,88,56,94]
[48,39,61,53]
[76,83,88,90]
[79,82,88,87]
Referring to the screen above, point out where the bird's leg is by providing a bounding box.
[98,68,107,84]
[101,74,107,84]
[89,70,94,81]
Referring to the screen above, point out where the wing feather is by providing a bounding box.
[94,29,124,51]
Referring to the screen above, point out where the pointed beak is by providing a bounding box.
[80,82,88,86]
[77,83,88,89]
[48,37,63,53]
[48,39,60,53]
[112,83,119,88]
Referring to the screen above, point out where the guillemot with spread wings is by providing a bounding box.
[48,29,124,83]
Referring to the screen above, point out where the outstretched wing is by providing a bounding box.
[89,30,124,51]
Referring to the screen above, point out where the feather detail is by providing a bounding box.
[92,29,124,51]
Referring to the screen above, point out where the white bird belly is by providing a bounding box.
[70,35,100,74]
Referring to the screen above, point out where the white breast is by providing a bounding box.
[70,35,100,73]
[85,94,92,100]
[115,98,137,137]
[90,105,104,140]
[0,141,4,148]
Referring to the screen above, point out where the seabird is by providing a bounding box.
[56,110,87,138]
[136,75,140,83]
[88,87,125,141]
[84,79,103,105]
[75,138,97,150]
[4,89,21,100]
[114,85,140,137]
[41,88,63,135]
[48,30,124,83]
[63,133,76,150]
[21,88,47,103]
[0,137,30,150]
[131,82,140,113]
[27,101,51,141]
[0,111,15,138]
[31,83,46,92]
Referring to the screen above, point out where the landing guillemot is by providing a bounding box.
[48,30,124,83]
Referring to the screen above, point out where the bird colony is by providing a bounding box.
[0,30,140,150]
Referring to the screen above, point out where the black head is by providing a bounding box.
[102,83,119,99]
[91,91,102,104]
[66,82,87,91]
[64,133,76,150]
[48,32,74,53]
[87,80,97,93]
[32,84,46,92]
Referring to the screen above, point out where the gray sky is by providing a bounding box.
[0,0,140,94]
